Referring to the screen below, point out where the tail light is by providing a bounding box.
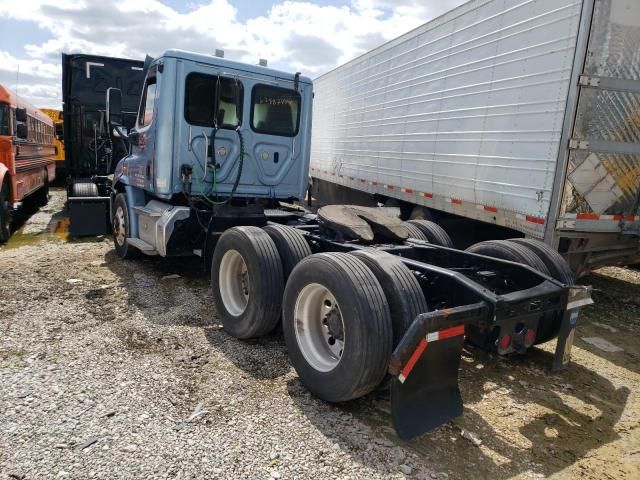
[524,328,536,347]
[498,334,512,351]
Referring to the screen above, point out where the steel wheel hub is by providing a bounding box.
[294,283,345,372]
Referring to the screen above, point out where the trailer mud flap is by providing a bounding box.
[391,331,465,440]
[388,302,490,440]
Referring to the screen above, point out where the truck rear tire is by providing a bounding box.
[263,224,312,280]
[112,193,140,259]
[402,222,430,242]
[405,220,454,247]
[283,253,393,402]
[507,238,574,285]
[212,226,284,339]
[0,181,11,243]
[350,249,428,346]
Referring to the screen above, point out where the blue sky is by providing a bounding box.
[0,0,464,108]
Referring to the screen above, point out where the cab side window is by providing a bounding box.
[138,74,157,128]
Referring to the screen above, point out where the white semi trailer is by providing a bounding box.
[310,0,640,276]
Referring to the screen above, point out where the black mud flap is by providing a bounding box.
[388,302,490,440]
[391,333,465,440]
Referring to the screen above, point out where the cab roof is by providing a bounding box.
[158,49,312,86]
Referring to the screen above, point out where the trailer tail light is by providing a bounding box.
[524,328,536,347]
[498,334,512,351]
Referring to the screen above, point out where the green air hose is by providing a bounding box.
[193,126,245,206]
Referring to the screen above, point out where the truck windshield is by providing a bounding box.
[0,103,9,136]
[251,85,300,137]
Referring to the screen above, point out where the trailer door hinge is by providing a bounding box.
[578,75,600,88]
[569,138,589,150]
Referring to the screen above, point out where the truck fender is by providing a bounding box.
[0,163,8,190]
[123,184,146,239]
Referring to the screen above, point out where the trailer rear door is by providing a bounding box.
[557,0,640,235]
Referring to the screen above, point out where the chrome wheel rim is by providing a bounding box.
[219,249,250,316]
[113,206,126,246]
[294,283,345,372]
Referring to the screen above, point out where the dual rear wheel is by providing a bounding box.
[211,225,426,402]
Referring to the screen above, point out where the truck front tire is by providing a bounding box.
[282,252,392,402]
[112,193,140,259]
[212,226,284,339]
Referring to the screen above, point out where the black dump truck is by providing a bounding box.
[62,53,145,235]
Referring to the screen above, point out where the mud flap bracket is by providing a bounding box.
[552,286,593,371]
[388,302,490,440]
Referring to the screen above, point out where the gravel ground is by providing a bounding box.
[0,189,638,479]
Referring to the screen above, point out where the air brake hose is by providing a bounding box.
[193,126,245,206]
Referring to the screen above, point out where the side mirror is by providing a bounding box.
[16,123,28,139]
[106,87,123,127]
[15,107,27,123]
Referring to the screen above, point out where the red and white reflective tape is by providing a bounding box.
[476,204,498,213]
[401,187,413,194]
[398,325,465,383]
[515,213,545,225]
[564,213,640,222]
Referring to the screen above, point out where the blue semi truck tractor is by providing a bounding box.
[106,49,592,440]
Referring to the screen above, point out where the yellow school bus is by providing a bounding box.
[40,108,65,175]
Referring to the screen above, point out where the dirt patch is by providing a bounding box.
[0,189,638,479]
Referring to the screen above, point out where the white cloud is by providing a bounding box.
[0,0,465,108]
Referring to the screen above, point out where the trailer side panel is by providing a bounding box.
[310,0,584,238]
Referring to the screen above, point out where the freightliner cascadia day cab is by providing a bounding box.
[61,53,145,236]
[105,49,591,439]
[0,85,56,242]
[309,0,640,276]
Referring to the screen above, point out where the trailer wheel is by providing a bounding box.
[465,240,551,349]
[350,249,427,346]
[506,239,575,344]
[507,239,574,285]
[212,226,284,339]
[263,224,312,280]
[405,220,454,247]
[402,222,430,242]
[283,253,392,402]
[112,193,140,259]
[0,181,11,243]
[465,240,550,275]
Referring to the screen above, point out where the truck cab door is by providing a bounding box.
[128,66,158,191]
[178,68,245,198]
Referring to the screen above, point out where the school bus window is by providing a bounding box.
[0,103,9,136]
